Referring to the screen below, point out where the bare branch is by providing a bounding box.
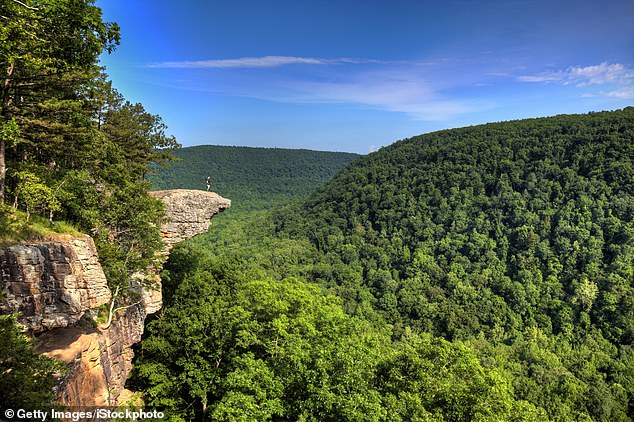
[10,0,39,11]
[99,291,143,330]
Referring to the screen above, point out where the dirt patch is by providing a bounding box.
[35,321,99,362]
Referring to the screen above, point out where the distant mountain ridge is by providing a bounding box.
[148,145,359,211]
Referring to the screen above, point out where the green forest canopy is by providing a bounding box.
[134,108,634,421]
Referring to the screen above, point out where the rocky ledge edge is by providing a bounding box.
[0,189,230,406]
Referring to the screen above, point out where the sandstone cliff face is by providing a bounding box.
[1,189,230,406]
[0,235,110,332]
[137,189,230,316]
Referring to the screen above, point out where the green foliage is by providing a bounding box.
[62,174,167,292]
[12,170,60,221]
[133,245,539,421]
[162,146,360,277]
[0,116,19,147]
[0,205,81,246]
[0,0,120,201]
[148,145,359,212]
[0,0,180,413]
[102,100,180,178]
[0,314,64,410]
[376,332,546,421]
[262,108,634,420]
[0,0,178,295]
[152,145,361,300]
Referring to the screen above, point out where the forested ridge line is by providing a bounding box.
[148,144,359,212]
[135,108,634,421]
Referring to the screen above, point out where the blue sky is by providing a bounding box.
[97,0,633,154]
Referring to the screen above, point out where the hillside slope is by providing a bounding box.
[284,108,633,337]
[148,145,359,211]
[269,108,634,419]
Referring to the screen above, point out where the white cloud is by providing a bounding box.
[567,63,627,86]
[148,55,379,69]
[517,74,564,83]
[518,62,634,98]
[604,87,634,99]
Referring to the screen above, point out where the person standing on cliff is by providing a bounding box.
[206,176,211,191]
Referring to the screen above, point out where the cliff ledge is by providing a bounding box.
[150,189,231,246]
[0,189,231,406]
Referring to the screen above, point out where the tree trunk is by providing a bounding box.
[1,62,15,204]
[0,138,5,204]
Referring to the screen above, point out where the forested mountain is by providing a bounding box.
[148,145,359,211]
[135,108,634,420]
[286,108,634,341]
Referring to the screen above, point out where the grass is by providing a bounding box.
[0,205,83,246]
[91,303,110,327]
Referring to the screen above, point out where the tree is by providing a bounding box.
[376,332,546,421]
[11,170,60,221]
[0,314,64,410]
[132,247,388,420]
[0,116,19,201]
[101,100,180,179]
[133,245,547,420]
[0,0,119,202]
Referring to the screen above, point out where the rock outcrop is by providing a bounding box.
[0,189,230,406]
[149,189,231,245]
[0,235,110,333]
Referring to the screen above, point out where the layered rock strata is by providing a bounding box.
[0,235,110,332]
[149,189,232,245]
[0,189,230,406]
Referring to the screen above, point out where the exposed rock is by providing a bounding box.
[0,235,110,333]
[132,273,163,316]
[0,189,230,407]
[149,189,231,246]
[35,323,110,406]
[35,300,147,406]
[96,304,146,405]
[127,189,231,339]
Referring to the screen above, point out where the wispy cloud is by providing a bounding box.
[147,55,477,120]
[518,62,634,98]
[254,68,480,120]
[567,63,630,86]
[148,55,381,69]
[516,73,563,83]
